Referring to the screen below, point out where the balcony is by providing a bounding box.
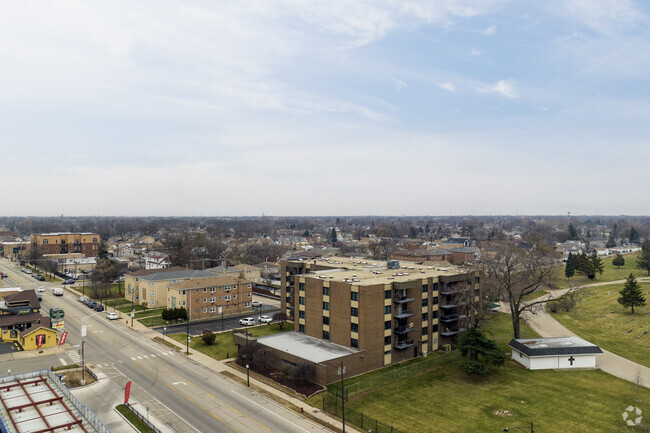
[393,295,415,304]
[440,314,458,323]
[393,339,414,350]
[440,327,466,337]
[393,309,414,319]
[394,325,415,334]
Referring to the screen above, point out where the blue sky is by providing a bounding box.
[2,1,649,216]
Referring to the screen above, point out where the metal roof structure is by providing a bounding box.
[509,337,603,357]
[0,370,109,433]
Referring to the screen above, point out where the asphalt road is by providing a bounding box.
[0,259,331,433]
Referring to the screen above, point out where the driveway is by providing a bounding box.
[0,340,23,354]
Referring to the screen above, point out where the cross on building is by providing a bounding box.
[568,356,575,366]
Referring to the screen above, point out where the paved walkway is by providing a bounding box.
[511,277,650,389]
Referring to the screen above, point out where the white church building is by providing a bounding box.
[509,337,603,370]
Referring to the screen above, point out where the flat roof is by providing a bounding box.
[509,337,603,357]
[257,331,360,364]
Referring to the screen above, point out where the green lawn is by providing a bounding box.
[306,313,649,432]
[549,282,650,367]
[168,324,290,360]
[115,405,156,433]
[554,253,648,288]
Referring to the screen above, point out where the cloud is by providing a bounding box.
[549,0,645,34]
[470,48,481,56]
[477,80,517,98]
[479,25,496,35]
[393,78,407,90]
[437,82,457,93]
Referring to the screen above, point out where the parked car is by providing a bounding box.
[37,294,42,301]
[62,278,75,285]
[0,272,7,278]
[22,268,32,274]
[37,287,46,292]
[94,304,105,312]
[78,296,87,303]
[106,312,118,320]
[52,287,64,296]
[258,315,272,323]
[251,300,262,308]
[33,274,45,281]
[239,317,255,326]
[87,301,97,309]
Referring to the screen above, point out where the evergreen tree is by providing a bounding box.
[606,235,616,248]
[302,230,310,237]
[97,240,109,260]
[409,226,418,238]
[618,273,646,314]
[612,254,625,269]
[590,250,604,276]
[630,227,640,244]
[330,228,337,245]
[458,327,505,375]
[575,252,595,279]
[637,240,650,276]
[565,253,576,279]
[568,223,578,240]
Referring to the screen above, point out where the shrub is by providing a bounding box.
[202,330,216,346]
[290,362,313,385]
[255,347,273,371]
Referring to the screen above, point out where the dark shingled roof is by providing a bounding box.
[509,337,603,357]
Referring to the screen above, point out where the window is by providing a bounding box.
[433,283,439,291]
[209,297,216,303]
[351,291,359,301]
[351,338,359,348]
[203,308,208,313]
[225,295,231,301]
[299,310,305,319]
[323,331,330,340]
[323,287,330,296]
[351,323,358,333]
[384,320,391,330]
[195,298,199,304]
[233,294,237,299]
[203,298,207,302]
[323,316,330,325]
[247,293,251,298]
[204,288,207,292]
[432,324,438,332]
[93,238,97,242]
[432,310,438,319]
[299,296,305,305]
[422,298,428,307]
[422,327,428,336]
[422,312,428,321]
[323,302,330,311]
[351,307,358,317]
[299,324,305,333]
[210,307,216,313]
[384,350,392,355]
[384,305,391,314]
[210,288,216,293]
[218,296,222,300]
[384,336,391,345]
[384,290,391,299]
[182,291,186,295]
[195,308,199,313]
[422,284,428,292]
[299,283,305,291]
[244,302,251,307]
[43,239,48,244]
[433,296,438,305]
[182,301,186,306]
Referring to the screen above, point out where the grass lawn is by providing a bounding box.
[306,313,649,432]
[115,405,156,433]
[549,281,650,367]
[554,253,648,289]
[168,323,290,360]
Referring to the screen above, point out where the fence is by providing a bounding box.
[321,393,406,433]
[124,402,163,433]
[343,350,460,398]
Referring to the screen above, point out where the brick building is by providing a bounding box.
[167,275,253,320]
[31,233,100,257]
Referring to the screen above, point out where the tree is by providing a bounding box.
[483,243,568,339]
[630,227,640,244]
[458,327,505,375]
[568,223,578,240]
[590,250,604,277]
[612,254,625,269]
[408,226,418,239]
[303,230,310,237]
[202,330,216,346]
[618,273,646,314]
[575,252,595,279]
[330,228,337,245]
[565,252,576,279]
[290,362,313,385]
[272,312,288,330]
[637,240,650,276]
[255,347,273,371]
[606,235,616,248]
[97,240,109,260]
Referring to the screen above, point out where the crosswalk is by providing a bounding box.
[61,350,177,367]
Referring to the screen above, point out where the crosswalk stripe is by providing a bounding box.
[131,357,136,361]
[59,358,67,366]
[137,356,143,360]
[150,354,156,358]
[143,355,149,359]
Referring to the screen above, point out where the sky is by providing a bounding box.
[1,0,649,217]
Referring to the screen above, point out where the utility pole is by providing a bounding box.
[340,360,345,433]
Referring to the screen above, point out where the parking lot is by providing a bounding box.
[0,340,23,354]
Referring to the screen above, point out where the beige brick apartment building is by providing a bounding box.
[31,233,100,257]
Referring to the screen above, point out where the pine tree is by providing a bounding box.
[330,228,337,245]
[612,254,625,269]
[590,250,604,276]
[565,252,576,279]
[630,227,640,244]
[606,235,616,248]
[618,274,646,314]
[575,252,595,279]
[568,223,578,240]
[637,240,650,276]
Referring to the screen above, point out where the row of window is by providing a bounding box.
[41,237,98,244]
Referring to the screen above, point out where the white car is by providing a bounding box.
[37,287,45,292]
[106,312,118,320]
[251,301,262,308]
[258,315,272,324]
[239,317,255,326]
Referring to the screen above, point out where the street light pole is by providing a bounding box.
[340,360,345,433]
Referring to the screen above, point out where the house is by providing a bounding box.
[0,289,56,350]
[144,253,171,270]
[509,337,602,370]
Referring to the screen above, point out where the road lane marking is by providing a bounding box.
[172,382,187,386]
[131,357,136,360]
[148,359,271,432]
[143,355,149,359]
[59,358,67,366]
[150,354,156,357]
[132,360,239,433]
[232,390,313,433]
[137,356,143,360]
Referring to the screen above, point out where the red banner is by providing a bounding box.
[36,334,44,349]
[124,381,132,404]
[59,332,68,346]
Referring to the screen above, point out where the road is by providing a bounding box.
[0,259,333,433]
[154,305,279,336]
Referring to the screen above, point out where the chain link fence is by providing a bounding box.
[321,392,407,433]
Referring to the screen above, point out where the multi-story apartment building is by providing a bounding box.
[125,267,213,307]
[280,256,478,369]
[31,233,100,257]
[167,275,253,320]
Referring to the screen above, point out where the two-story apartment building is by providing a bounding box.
[31,233,100,257]
[167,275,253,320]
